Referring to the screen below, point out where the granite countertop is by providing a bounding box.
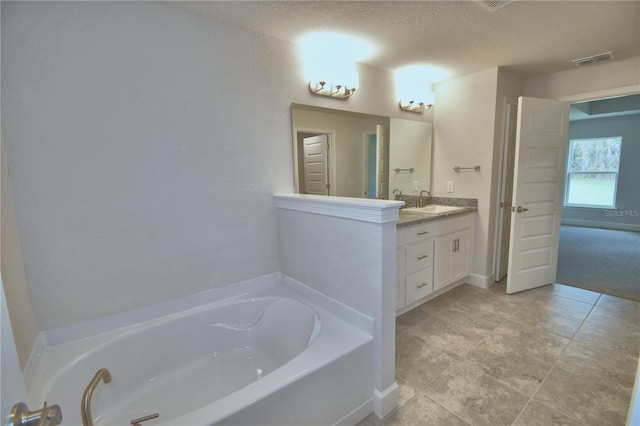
[397,207,476,228]
[394,196,478,228]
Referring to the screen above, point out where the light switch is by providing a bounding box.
[447,181,454,193]
[412,180,419,191]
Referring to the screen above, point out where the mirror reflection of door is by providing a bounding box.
[300,133,329,195]
[376,124,390,200]
[363,125,390,199]
[365,132,377,198]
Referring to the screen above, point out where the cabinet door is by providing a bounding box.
[433,235,453,292]
[452,229,471,282]
[396,245,406,310]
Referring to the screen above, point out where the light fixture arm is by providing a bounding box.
[309,81,356,99]
[399,100,432,113]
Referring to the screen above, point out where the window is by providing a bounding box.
[564,137,622,208]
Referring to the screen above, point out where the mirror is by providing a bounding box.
[291,103,432,199]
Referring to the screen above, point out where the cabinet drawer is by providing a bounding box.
[406,240,433,274]
[435,213,471,236]
[405,222,434,244]
[406,268,433,303]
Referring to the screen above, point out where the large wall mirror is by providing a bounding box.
[291,103,432,199]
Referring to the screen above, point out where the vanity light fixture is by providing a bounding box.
[399,100,432,113]
[309,81,356,99]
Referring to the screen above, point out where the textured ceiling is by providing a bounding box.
[172,0,640,82]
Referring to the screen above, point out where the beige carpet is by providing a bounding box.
[556,225,640,301]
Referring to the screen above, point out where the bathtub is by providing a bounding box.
[26,277,374,425]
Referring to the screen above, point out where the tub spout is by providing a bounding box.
[81,368,112,426]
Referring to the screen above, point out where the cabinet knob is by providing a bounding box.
[416,282,429,288]
[417,254,429,260]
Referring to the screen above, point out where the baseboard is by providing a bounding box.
[466,273,494,289]
[334,398,374,426]
[374,382,399,418]
[561,218,640,232]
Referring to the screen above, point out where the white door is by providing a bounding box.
[506,97,569,294]
[302,134,329,195]
[376,124,390,200]
[1,278,28,421]
[495,101,518,281]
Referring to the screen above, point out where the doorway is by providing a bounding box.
[494,91,640,299]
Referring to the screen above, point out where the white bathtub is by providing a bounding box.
[26,277,374,425]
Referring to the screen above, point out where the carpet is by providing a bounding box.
[556,225,640,301]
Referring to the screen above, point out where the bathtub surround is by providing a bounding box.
[26,273,375,426]
[275,194,404,418]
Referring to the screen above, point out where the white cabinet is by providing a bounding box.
[433,214,472,292]
[397,213,473,313]
[396,222,434,310]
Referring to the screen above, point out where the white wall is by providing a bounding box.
[1,1,420,363]
[432,68,500,285]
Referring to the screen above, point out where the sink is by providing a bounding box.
[403,205,466,214]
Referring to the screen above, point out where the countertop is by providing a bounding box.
[397,207,476,228]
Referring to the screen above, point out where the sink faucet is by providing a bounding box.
[81,368,112,426]
[417,190,430,208]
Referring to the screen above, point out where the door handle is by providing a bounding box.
[511,206,529,213]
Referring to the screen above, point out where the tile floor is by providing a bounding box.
[359,281,640,426]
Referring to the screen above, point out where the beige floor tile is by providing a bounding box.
[558,339,639,387]
[395,332,456,389]
[382,281,638,426]
[513,400,585,426]
[534,365,632,426]
[524,294,595,320]
[477,321,570,364]
[572,320,640,357]
[507,304,584,339]
[435,302,506,336]
[596,294,640,315]
[587,303,640,330]
[406,315,487,360]
[382,392,470,426]
[466,343,555,396]
[547,283,602,304]
[425,360,530,426]
[396,306,433,335]
[455,291,525,318]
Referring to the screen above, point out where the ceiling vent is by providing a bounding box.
[572,51,614,67]
[478,0,515,11]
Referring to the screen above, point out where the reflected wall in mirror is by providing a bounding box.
[291,104,432,200]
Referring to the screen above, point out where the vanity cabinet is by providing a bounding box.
[396,222,434,310]
[397,212,473,313]
[433,214,472,292]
